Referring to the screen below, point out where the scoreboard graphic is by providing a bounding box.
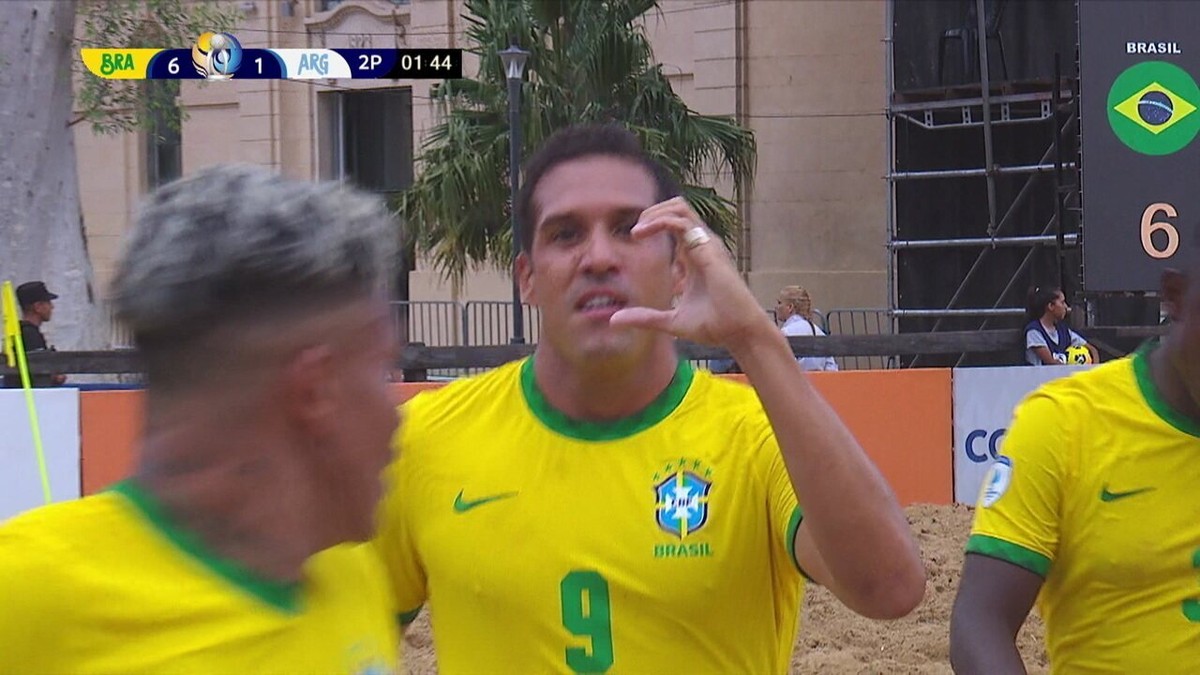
[1079,1,1200,292]
[81,32,462,80]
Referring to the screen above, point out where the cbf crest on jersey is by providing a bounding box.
[979,456,1013,508]
[654,469,712,538]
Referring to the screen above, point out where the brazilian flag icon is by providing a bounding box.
[1108,61,1200,156]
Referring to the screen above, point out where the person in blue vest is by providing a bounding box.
[1024,286,1098,366]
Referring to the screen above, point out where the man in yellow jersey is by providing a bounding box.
[950,256,1200,673]
[376,125,925,674]
[0,166,401,674]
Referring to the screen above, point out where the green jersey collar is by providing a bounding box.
[110,480,302,613]
[520,356,694,441]
[1133,341,1200,438]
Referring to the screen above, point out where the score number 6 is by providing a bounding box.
[1141,202,1180,259]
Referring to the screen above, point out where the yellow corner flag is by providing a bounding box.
[1,281,52,504]
[2,281,18,368]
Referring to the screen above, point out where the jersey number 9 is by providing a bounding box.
[560,570,614,673]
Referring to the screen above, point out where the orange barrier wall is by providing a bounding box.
[79,370,953,504]
[807,369,952,505]
[79,383,444,494]
[80,390,145,495]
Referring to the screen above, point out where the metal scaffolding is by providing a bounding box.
[885,0,1081,362]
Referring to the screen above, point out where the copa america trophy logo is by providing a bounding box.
[192,32,243,80]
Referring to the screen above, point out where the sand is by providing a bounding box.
[401,503,1049,674]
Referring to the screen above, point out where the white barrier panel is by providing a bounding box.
[952,366,1091,504]
[0,389,81,521]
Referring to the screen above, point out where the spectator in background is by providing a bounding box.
[776,285,838,372]
[2,281,65,388]
[1024,286,1099,366]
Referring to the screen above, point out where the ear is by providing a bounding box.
[281,344,338,439]
[517,251,536,304]
[1161,268,1188,322]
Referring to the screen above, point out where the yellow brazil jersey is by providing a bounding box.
[377,357,806,675]
[968,345,1200,672]
[0,481,399,674]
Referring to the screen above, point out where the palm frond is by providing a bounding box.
[403,0,757,284]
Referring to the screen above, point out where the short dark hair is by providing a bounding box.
[515,124,682,253]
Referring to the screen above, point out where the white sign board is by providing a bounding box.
[0,389,81,521]
[952,366,1091,504]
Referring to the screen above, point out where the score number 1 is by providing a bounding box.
[1142,202,1180,259]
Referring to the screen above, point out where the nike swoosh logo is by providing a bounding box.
[453,489,518,513]
[1100,485,1156,502]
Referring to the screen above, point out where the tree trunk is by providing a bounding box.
[0,0,106,350]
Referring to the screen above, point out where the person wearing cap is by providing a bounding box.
[3,281,65,388]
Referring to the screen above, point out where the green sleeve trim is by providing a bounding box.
[398,606,422,625]
[965,534,1052,578]
[785,506,815,583]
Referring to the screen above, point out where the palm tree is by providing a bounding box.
[400,0,756,285]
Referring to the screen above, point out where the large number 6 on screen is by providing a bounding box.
[1141,202,1180,260]
[560,570,614,673]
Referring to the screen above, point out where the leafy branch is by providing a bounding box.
[73,0,240,134]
